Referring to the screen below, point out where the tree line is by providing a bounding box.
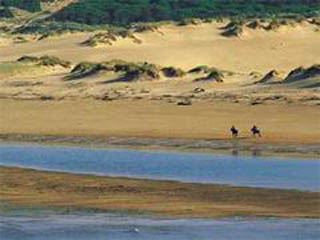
[0,0,41,12]
[1,0,319,24]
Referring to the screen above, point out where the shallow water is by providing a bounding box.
[0,212,319,240]
[0,144,319,191]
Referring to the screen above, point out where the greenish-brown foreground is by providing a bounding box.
[0,166,319,218]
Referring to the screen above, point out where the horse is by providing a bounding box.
[230,126,239,138]
[251,125,261,137]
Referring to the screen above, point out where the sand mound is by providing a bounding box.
[285,64,320,82]
[67,60,160,82]
[264,19,297,31]
[132,23,163,35]
[115,62,160,82]
[246,20,265,30]
[189,65,235,83]
[282,64,320,88]
[67,62,111,79]
[161,67,186,78]
[17,55,71,68]
[254,64,320,88]
[82,31,142,47]
[254,70,283,84]
[0,55,70,79]
[68,60,191,82]
[309,17,320,26]
[193,69,224,83]
[177,18,203,26]
[81,32,117,47]
[222,19,300,36]
[188,65,213,74]
[220,21,244,37]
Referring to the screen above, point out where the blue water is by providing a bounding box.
[0,144,319,191]
[0,212,319,240]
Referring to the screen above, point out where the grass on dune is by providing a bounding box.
[0,55,71,78]
[0,62,32,75]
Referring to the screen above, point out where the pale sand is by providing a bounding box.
[1,99,319,143]
[0,22,319,73]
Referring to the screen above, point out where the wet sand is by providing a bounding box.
[1,133,320,158]
[0,166,319,218]
[0,99,319,158]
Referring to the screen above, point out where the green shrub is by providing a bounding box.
[17,55,71,68]
[67,60,160,81]
[0,6,14,18]
[177,18,201,26]
[82,30,142,47]
[188,65,211,74]
[193,69,224,82]
[13,21,105,35]
[1,0,41,12]
[162,67,186,78]
[67,62,107,79]
[132,23,160,33]
[221,25,243,37]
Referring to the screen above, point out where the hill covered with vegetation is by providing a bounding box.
[1,0,320,25]
[52,0,320,25]
[0,0,41,12]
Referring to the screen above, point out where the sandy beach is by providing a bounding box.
[1,166,319,218]
[0,99,319,157]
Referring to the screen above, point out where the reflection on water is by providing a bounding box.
[0,144,319,191]
[231,149,239,156]
[252,147,262,157]
[0,212,319,240]
[231,141,262,157]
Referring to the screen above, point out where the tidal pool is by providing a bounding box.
[0,144,319,191]
[0,212,319,240]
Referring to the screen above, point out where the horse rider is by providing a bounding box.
[230,125,239,138]
[251,125,261,137]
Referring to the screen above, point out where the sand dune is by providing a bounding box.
[0,57,319,106]
[0,22,319,73]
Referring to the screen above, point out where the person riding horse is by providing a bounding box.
[230,125,239,138]
[251,125,261,137]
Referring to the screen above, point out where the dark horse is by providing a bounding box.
[230,126,239,138]
[251,125,261,137]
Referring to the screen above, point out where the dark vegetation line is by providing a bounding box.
[0,0,41,12]
[1,0,320,25]
[49,0,320,25]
